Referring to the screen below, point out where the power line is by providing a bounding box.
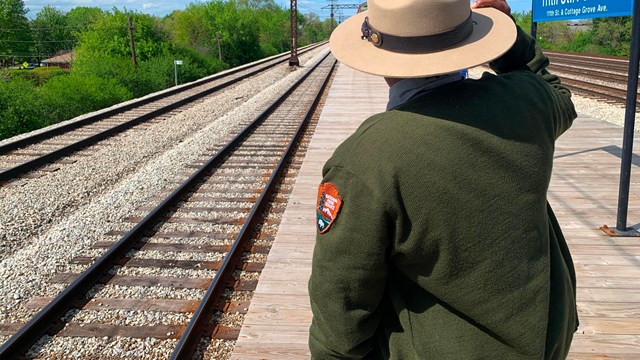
[299,3,318,16]
[0,26,87,31]
[321,1,360,29]
[0,40,77,43]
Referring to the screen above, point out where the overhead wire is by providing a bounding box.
[0,40,77,43]
[0,25,88,31]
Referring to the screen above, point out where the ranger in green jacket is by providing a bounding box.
[309,0,579,359]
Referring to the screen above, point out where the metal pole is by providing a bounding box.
[616,0,640,232]
[175,62,178,86]
[127,16,138,68]
[289,0,300,66]
[530,0,537,39]
[331,10,335,32]
[531,21,537,39]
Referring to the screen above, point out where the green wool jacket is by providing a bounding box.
[309,26,579,359]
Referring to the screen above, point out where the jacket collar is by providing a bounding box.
[387,73,464,111]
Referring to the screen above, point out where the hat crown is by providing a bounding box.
[368,0,470,37]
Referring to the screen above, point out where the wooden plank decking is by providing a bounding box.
[232,64,640,359]
[550,116,640,359]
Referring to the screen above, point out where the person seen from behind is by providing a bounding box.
[309,0,579,358]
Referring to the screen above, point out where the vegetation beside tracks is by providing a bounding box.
[1,1,633,141]
[513,12,633,56]
[0,0,333,141]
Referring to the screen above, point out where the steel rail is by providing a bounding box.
[547,54,631,73]
[0,51,332,359]
[562,77,640,107]
[545,50,629,63]
[0,42,325,156]
[170,56,336,360]
[549,63,637,85]
[0,43,326,184]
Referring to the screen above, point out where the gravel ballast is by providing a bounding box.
[0,47,329,332]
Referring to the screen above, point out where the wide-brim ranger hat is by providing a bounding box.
[330,0,517,78]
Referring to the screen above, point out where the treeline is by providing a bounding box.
[4,1,633,141]
[513,12,633,56]
[0,0,333,140]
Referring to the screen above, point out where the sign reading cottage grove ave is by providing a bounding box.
[533,0,634,22]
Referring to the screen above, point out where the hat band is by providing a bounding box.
[360,13,473,54]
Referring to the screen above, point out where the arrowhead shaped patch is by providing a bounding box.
[317,182,342,234]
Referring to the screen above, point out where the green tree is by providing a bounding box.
[66,7,104,38]
[537,21,572,50]
[205,0,262,66]
[512,11,532,37]
[250,0,290,55]
[592,16,632,55]
[0,0,31,66]
[75,9,170,62]
[31,6,72,62]
[300,13,328,44]
[322,17,335,37]
[39,74,131,122]
[0,77,46,139]
[166,5,213,57]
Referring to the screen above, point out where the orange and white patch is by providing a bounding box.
[316,182,342,234]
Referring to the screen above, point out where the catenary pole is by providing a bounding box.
[289,0,300,66]
[615,0,640,232]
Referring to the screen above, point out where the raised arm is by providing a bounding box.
[474,0,577,138]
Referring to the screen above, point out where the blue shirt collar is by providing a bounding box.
[387,73,464,111]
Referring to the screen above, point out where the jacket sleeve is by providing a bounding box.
[308,165,389,359]
[489,25,577,139]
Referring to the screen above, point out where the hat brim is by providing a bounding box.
[330,8,517,78]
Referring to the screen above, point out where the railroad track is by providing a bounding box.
[547,51,630,73]
[545,51,640,108]
[560,77,640,108]
[0,42,325,184]
[0,52,337,359]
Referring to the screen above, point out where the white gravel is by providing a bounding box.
[127,250,225,262]
[109,265,216,279]
[64,309,192,326]
[86,285,206,300]
[29,336,178,359]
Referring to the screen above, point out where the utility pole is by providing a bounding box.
[329,0,336,32]
[289,0,300,66]
[322,1,359,32]
[216,33,222,61]
[127,16,138,68]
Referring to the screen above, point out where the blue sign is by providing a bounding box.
[533,0,634,22]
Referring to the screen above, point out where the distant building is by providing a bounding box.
[567,20,592,33]
[41,51,74,69]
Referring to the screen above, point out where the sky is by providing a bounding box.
[24,0,533,19]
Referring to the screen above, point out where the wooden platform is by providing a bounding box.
[232,64,640,359]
